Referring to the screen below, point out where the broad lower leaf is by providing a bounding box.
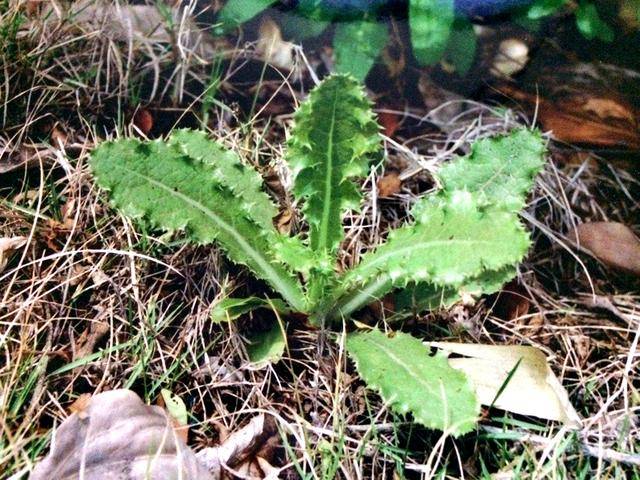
[394,266,516,315]
[287,74,381,257]
[210,297,291,323]
[90,132,306,312]
[316,129,546,323]
[343,193,529,292]
[435,129,546,212]
[346,329,479,435]
[334,20,389,81]
[409,0,455,66]
[246,322,287,368]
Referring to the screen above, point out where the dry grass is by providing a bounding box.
[1,1,639,479]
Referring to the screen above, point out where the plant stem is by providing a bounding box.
[312,274,392,326]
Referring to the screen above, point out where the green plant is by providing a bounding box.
[213,0,630,81]
[527,0,616,42]
[216,0,475,80]
[90,74,546,436]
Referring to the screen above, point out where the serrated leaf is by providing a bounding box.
[246,322,286,368]
[90,132,306,312]
[318,194,528,323]
[210,296,291,323]
[394,265,516,315]
[346,329,479,435]
[344,193,530,289]
[168,129,278,231]
[317,128,546,323]
[409,0,455,66]
[287,75,381,257]
[435,129,546,212]
[333,20,389,81]
[272,234,333,277]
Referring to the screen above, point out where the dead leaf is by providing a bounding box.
[257,17,295,71]
[491,281,531,321]
[65,1,216,59]
[68,393,92,420]
[133,108,154,135]
[196,414,278,475]
[0,145,47,173]
[582,97,636,123]
[275,207,294,234]
[430,342,582,427]
[498,83,640,149]
[378,110,401,138]
[571,222,640,276]
[0,237,27,273]
[31,389,215,480]
[540,106,640,149]
[377,172,402,197]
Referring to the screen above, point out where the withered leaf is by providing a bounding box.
[377,172,402,197]
[0,236,27,273]
[430,342,581,427]
[572,222,640,276]
[31,389,214,480]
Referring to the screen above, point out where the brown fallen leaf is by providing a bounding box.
[377,172,402,197]
[133,108,154,135]
[0,236,27,273]
[68,393,92,420]
[378,110,401,138]
[33,388,281,479]
[0,145,45,173]
[50,124,68,148]
[430,342,581,427]
[498,84,640,149]
[491,281,531,321]
[582,97,637,124]
[31,389,214,480]
[571,222,640,276]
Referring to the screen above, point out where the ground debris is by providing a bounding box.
[30,390,215,480]
[571,221,640,276]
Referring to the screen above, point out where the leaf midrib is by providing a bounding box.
[120,166,305,311]
[317,84,339,252]
[347,236,517,282]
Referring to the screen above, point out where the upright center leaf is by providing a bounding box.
[287,75,381,258]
